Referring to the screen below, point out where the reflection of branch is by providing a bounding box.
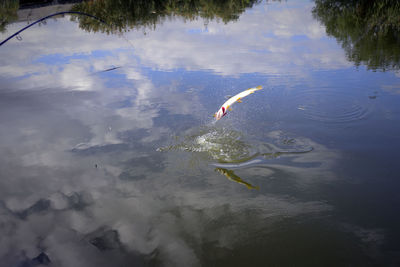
[215,168,259,190]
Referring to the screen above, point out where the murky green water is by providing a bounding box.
[1,0,400,266]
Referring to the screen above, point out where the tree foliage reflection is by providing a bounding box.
[0,0,19,32]
[313,0,400,71]
[71,0,260,34]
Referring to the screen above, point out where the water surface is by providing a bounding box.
[1,0,400,266]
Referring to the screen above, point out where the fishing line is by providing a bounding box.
[0,9,138,80]
[0,11,135,50]
[1,11,103,46]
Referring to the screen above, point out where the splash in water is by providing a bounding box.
[158,125,314,189]
[157,126,254,162]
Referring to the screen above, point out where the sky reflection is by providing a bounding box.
[1,1,349,83]
[1,0,400,266]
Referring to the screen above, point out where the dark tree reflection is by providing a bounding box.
[71,0,260,34]
[313,0,400,71]
[0,0,18,32]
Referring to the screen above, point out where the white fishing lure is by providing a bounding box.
[214,85,262,120]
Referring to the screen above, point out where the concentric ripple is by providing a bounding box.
[293,88,371,123]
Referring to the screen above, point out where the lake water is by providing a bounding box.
[1,0,400,266]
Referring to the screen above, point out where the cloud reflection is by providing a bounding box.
[0,1,351,84]
[0,2,372,266]
[122,1,350,76]
[0,84,336,266]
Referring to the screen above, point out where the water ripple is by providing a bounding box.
[293,88,371,123]
[157,126,313,165]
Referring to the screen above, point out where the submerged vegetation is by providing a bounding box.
[313,0,400,70]
[71,0,260,34]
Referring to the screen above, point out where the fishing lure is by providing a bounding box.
[214,85,262,120]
